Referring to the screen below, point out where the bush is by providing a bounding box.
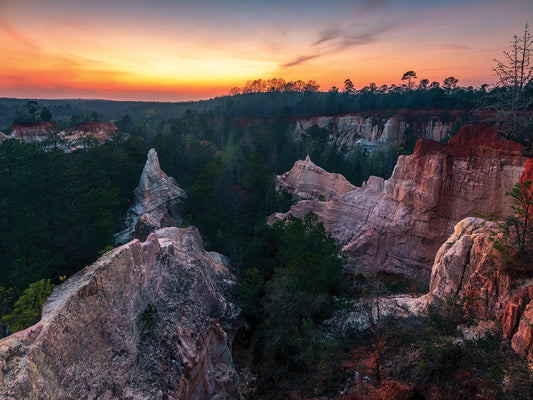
[2,279,54,334]
[139,303,158,337]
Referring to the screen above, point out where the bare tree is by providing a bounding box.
[493,22,533,143]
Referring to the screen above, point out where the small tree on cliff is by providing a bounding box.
[2,279,54,334]
[493,180,533,263]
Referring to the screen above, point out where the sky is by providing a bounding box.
[1,0,532,101]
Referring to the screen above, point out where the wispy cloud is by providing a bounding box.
[282,23,392,69]
[0,20,39,50]
[282,54,320,68]
[313,27,342,46]
[359,0,387,15]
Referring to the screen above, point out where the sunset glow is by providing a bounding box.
[1,0,532,101]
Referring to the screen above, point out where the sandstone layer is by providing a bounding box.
[0,227,239,400]
[275,155,356,201]
[294,109,463,153]
[422,217,533,361]
[271,124,526,282]
[117,148,185,243]
[3,121,118,147]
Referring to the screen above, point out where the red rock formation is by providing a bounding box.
[67,121,118,144]
[10,122,57,142]
[0,227,239,400]
[424,216,533,361]
[519,157,533,183]
[272,124,526,282]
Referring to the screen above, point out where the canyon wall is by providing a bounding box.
[294,109,463,153]
[4,121,117,147]
[272,124,526,282]
[423,216,533,361]
[0,227,239,400]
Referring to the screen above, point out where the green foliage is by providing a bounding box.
[0,138,144,290]
[40,106,52,122]
[2,279,54,334]
[238,267,265,320]
[426,295,466,335]
[139,303,158,337]
[0,286,16,337]
[493,180,533,264]
[261,212,344,366]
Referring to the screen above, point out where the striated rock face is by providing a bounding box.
[271,124,526,282]
[8,122,56,142]
[294,109,460,153]
[421,216,533,361]
[0,227,239,400]
[276,155,355,201]
[117,149,185,244]
[3,121,118,147]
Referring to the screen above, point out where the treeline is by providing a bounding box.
[222,76,503,118]
[0,137,146,336]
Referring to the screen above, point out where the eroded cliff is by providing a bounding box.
[4,121,118,147]
[271,124,526,282]
[294,109,462,153]
[0,227,239,400]
[422,216,533,361]
[276,155,356,201]
[117,148,185,244]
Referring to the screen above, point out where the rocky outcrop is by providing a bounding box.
[8,122,57,142]
[271,124,526,282]
[0,227,239,400]
[294,109,462,153]
[4,121,117,147]
[117,149,185,244]
[276,155,355,201]
[421,216,533,361]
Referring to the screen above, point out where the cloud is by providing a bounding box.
[359,0,387,15]
[282,23,392,69]
[282,54,320,68]
[313,27,342,46]
[0,20,39,50]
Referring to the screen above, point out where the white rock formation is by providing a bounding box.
[117,148,185,243]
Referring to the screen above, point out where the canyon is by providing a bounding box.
[2,119,533,398]
[272,124,526,283]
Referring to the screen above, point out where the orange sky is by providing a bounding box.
[1,0,532,101]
